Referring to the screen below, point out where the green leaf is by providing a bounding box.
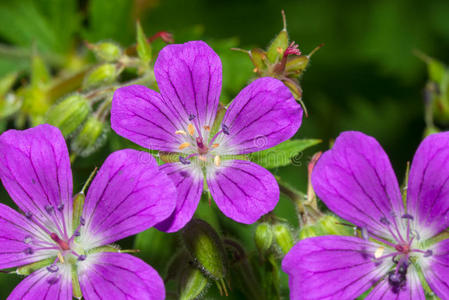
[136,21,152,64]
[249,139,321,169]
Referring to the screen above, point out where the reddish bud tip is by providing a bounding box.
[149,31,174,44]
[284,42,301,57]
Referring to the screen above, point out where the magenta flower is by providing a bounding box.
[0,124,176,299]
[111,41,302,232]
[282,131,449,299]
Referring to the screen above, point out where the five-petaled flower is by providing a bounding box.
[111,41,303,232]
[282,131,449,299]
[0,124,176,299]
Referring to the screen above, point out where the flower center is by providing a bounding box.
[175,114,230,167]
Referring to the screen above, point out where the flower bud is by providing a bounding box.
[136,21,152,65]
[182,218,227,280]
[88,42,123,62]
[45,94,90,137]
[83,63,117,89]
[71,116,108,157]
[179,266,209,300]
[267,29,289,64]
[254,223,273,254]
[273,223,294,255]
[299,214,353,239]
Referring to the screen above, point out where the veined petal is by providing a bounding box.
[423,239,449,299]
[311,131,403,238]
[155,162,203,233]
[0,124,73,238]
[111,85,184,152]
[206,160,279,224]
[281,236,392,300]
[217,77,302,155]
[0,203,56,269]
[407,132,449,239]
[365,265,425,300]
[154,41,222,134]
[8,264,72,300]
[80,150,176,248]
[78,252,164,300]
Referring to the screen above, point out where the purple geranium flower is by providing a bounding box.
[282,131,449,299]
[111,41,302,232]
[0,124,176,299]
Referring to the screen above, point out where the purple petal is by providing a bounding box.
[0,203,56,269]
[281,236,392,300]
[311,131,403,238]
[218,77,302,155]
[407,132,449,239]
[8,265,72,300]
[78,252,164,300]
[155,162,203,232]
[206,160,279,224]
[111,85,184,152]
[0,124,73,233]
[81,149,176,247]
[365,266,425,300]
[154,41,222,131]
[423,239,449,298]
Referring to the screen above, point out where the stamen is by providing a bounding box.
[189,114,196,121]
[25,211,33,219]
[179,156,191,165]
[198,155,207,162]
[175,130,187,135]
[24,247,34,255]
[47,277,59,285]
[222,124,230,135]
[73,230,80,237]
[203,125,210,131]
[361,227,369,240]
[45,205,54,214]
[401,214,414,220]
[80,217,86,226]
[214,155,221,167]
[24,236,32,244]
[57,203,64,211]
[179,142,191,150]
[380,217,391,225]
[374,246,385,259]
[78,255,86,261]
[187,124,195,136]
[424,250,433,257]
[47,264,59,273]
[57,252,65,263]
[212,143,219,148]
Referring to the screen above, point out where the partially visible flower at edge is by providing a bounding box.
[111,41,303,232]
[0,124,176,299]
[282,131,449,299]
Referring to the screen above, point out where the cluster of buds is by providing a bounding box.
[1,22,173,159]
[233,11,322,115]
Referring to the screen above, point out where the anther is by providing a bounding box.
[189,114,196,121]
[222,124,230,135]
[179,142,191,150]
[361,227,369,240]
[78,255,87,261]
[80,217,85,226]
[73,230,81,237]
[45,205,54,214]
[212,143,219,148]
[175,130,187,136]
[203,125,210,131]
[57,203,64,211]
[374,246,385,259]
[24,236,32,244]
[25,211,33,219]
[187,124,195,136]
[47,264,59,273]
[47,277,59,285]
[214,155,221,167]
[380,217,391,225]
[424,250,433,257]
[401,214,414,220]
[179,156,191,165]
[24,247,34,255]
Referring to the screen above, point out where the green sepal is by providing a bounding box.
[72,264,82,299]
[136,21,152,65]
[273,223,294,255]
[285,55,310,76]
[0,72,18,97]
[427,58,447,84]
[45,94,90,137]
[72,192,85,234]
[71,116,108,157]
[182,218,227,280]
[267,29,289,64]
[16,257,54,275]
[87,245,120,255]
[179,266,209,300]
[249,48,267,73]
[254,223,273,254]
[249,139,321,169]
[209,103,226,139]
[83,63,117,89]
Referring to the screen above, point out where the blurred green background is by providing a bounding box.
[0,0,449,298]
